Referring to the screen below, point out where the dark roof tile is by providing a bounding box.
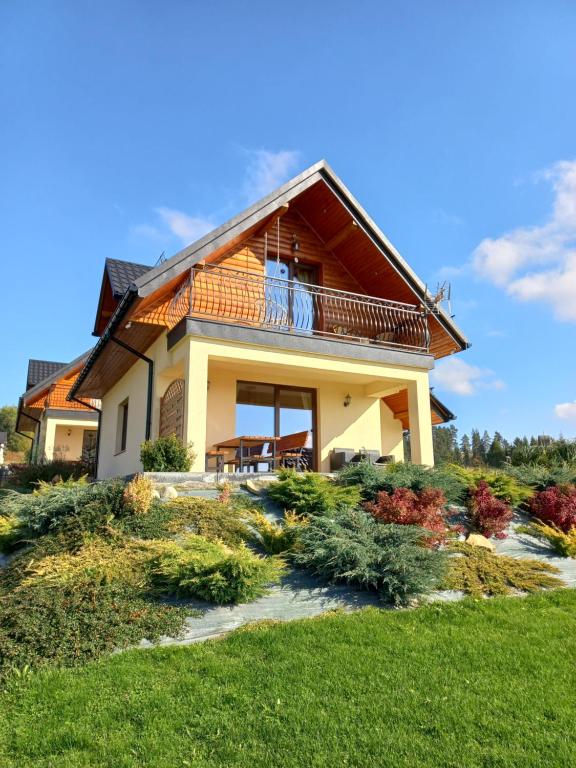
[106,258,151,298]
[26,359,67,390]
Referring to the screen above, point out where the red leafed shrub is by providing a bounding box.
[467,481,513,539]
[529,485,576,533]
[365,487,451,547]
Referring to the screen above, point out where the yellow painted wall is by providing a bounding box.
[42,416,98,461]
[98,329,432,477]
[97,334,189,479]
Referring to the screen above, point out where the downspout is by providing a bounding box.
[69,395,102,477]
[109,336,154,441]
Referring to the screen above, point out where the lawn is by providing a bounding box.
[2,590,576,768]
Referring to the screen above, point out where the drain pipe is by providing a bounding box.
[110,336,154,440]
[69,395,102,477]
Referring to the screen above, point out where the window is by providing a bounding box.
[115,399,129,454]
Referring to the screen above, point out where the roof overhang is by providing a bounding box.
[73,160,470,400]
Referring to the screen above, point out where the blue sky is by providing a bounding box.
[1,0,575,441]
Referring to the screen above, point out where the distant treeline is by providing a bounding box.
[423,426,576,468]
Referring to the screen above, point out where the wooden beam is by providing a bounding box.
[253,204,289,238]
[324,219,358,252]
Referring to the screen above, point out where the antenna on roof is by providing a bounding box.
[422,281,453,316]
[154,251,166,267]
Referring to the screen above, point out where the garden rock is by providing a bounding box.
[466,533,496,552]
[163,486,178,500]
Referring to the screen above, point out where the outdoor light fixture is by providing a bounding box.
[291,234,300,252]
[125,321,132,330]
[66,429,72,437]
[343,393,351,408]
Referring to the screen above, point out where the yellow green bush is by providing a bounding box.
[519,522,576,558]
[444,543,563,597]
[122,474,154,516]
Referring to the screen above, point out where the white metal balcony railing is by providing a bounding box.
[166,263,431,353]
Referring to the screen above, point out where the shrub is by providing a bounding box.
[6,460,89,490]
[0,479,126,537]
[466,481,513,539]
[122,474,154,516]
[529,485,576,533]
[519,522,576,559]
[152,534,285,604]
[249,510,305,554]
[140,435,195,472]
[365,487,454,547]
[0,577,186,680]
[444,543,564,597]
[267,470,361,517]
[339,462,468,505]
[504,465,576,492]
[446,464,532,508]
[292,509,446,606]
[0,514,28,553]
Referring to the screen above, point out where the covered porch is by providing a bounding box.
[156,335,435,474]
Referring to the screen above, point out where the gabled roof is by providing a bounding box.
[73,160,470,400]
[106,258,151,298]
[93,258,152,336]
[27,359,67,390]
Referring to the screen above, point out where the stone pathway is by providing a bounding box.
[141,505,576,649]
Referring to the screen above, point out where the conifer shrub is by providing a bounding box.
[122,474,154,516]
[504,464,576,492]
[249,510,305,554]
[528,485,576,533]
[466,481,513,539]
[518,521,576,559]
[267,470,361,517]
[446,464,532,508]
[292,509,446,605]
[140,435,195,472]
[0,478,126,537]
[444,543,564,597]
[151,534,285,604]
[338,462,468,505]
[365,487,457,547]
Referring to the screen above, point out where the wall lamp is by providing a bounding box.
[343,393,352,408]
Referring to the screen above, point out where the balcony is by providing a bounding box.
[166,264,430,354]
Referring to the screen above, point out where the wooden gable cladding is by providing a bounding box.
[382,390,449,430]
[94,273,117,337]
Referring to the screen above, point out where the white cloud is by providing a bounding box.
[242,149,301,202]
[555,401,576,421]
[155,208,214,245]
[431,358,505,396]
[472,159,576,321]
[132,148,301,247]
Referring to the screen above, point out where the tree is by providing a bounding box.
[471,429,486,465]
[0,405,30,452]
[432,425,459,464]
[460,434,472,466]
[486,436,507,468]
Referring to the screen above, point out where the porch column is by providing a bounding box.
[43,418,57,462]
[407,378,434,466]
[184,344,208,472]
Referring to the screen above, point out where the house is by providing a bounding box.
[16,354,100,464]
[70,160,469,479]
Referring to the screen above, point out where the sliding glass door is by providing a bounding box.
[265,259,318,333]
[236,381,316,470]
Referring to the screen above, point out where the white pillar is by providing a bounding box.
[43,418,57,462]
[407,378,434,466]
[183,343,208,472]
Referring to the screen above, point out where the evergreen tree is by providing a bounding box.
[471,429,485,465]
[487,435,507,467]
[0,405,29,452]
[460,434,472,466]
[432,425,458,464]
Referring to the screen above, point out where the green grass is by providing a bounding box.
[2,591,576,768]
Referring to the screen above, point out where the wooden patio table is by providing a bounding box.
[214,435,279,472]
